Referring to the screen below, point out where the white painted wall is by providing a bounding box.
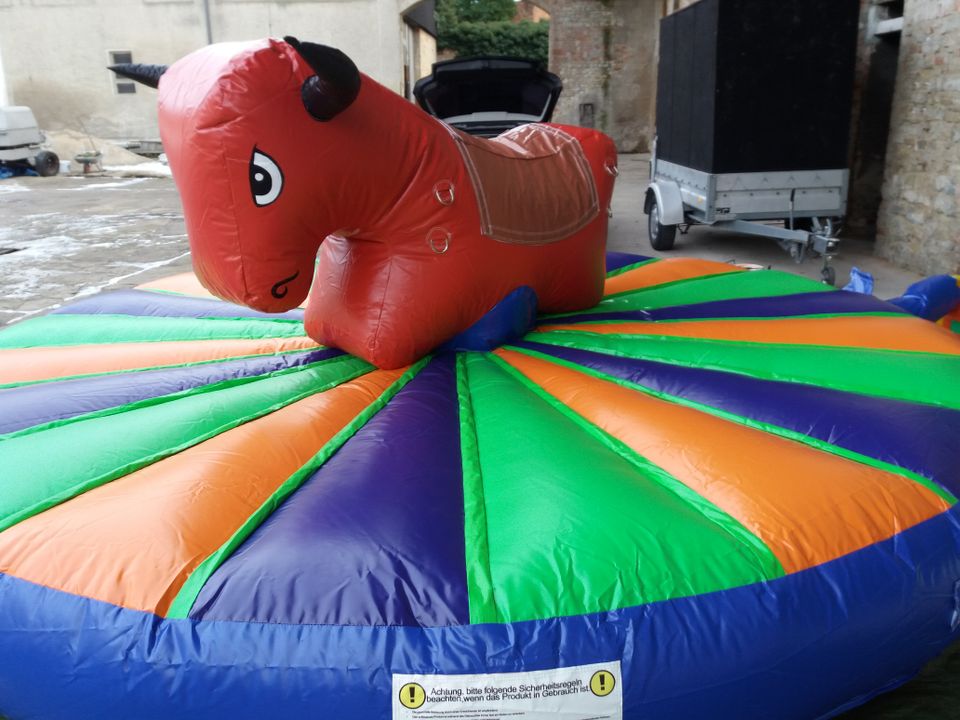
[0,0,424,138]
[0,37,9,106]
[416,26,436,80]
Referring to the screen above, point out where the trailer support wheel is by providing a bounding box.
[648,199,677,251]
[821,265,836,286]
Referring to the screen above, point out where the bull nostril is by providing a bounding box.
[271,271,300,299]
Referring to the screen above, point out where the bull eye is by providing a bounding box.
[249,148,283,206]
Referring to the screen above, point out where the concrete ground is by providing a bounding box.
[0,156,956,718]
[0,175,191,326]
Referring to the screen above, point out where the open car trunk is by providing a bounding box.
[413,57,562,137]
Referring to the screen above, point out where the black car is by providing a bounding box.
[413,56,562,137]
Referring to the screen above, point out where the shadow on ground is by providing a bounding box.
[843,638,960,719]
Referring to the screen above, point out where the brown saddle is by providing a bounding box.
[451,124,599,245]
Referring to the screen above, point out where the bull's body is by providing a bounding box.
[158,38,617,368]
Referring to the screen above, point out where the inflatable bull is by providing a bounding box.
[113,37,617,368]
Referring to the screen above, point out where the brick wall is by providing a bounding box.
[541,0,660,152]
[514,1,551,23]
[875,0,960,274]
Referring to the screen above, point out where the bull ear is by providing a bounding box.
[284,36,361,121]
[108,63,168,89]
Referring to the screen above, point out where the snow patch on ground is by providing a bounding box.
[0,236,191,320]
[0,183,30,194]
[103,162,173,178]
[0,236,91,298]
[0,174,190,326]
[70,251,192,300]
[68,178,151,191]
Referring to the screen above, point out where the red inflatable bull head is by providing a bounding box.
[114,37,617,368]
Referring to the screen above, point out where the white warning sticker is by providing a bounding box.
[392,660,622,719]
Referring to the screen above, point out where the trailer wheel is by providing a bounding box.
[792,217,837,237]
[33,151,60,177]
[648,199,677,251]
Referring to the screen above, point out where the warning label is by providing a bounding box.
[392,660,622,719]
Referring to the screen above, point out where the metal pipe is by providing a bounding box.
[0,40,10,105]
[201,0,213,45]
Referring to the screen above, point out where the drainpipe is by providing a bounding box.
[201,0,214,45]
[0,40,9,106]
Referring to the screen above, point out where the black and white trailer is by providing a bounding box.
[645,0,860,284]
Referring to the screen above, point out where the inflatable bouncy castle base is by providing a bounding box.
[2,254,960,720]
[942,308,960,334]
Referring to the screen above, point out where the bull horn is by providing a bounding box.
[108,63,168,89]
[284,36,360,122]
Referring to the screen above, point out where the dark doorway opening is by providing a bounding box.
[848,10,903,236]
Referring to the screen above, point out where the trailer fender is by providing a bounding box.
[645,181,685,226]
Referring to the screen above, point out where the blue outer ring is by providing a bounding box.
[2,507,960,720]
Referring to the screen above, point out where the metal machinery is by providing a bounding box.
[0,106,59,177]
